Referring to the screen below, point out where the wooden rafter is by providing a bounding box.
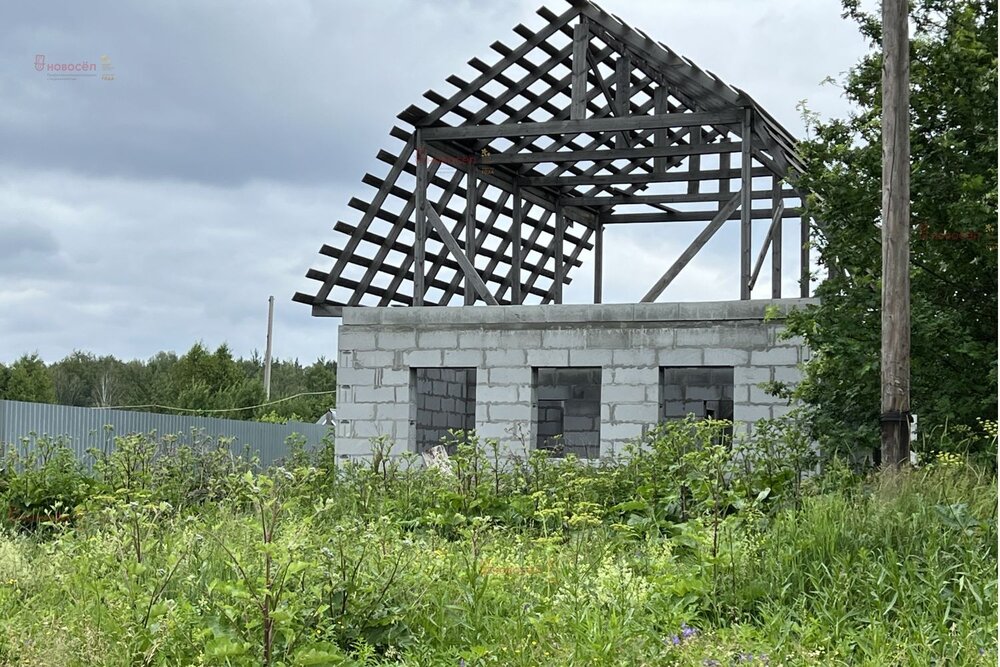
[296,0,811,313]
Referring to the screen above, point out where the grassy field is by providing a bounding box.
[0,419,996,666]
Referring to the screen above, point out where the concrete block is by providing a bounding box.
[485,349,527,366]
[603,422,645,442]
[488,366,529,385]
[734,404,772,423]
[443,349,483,366]
[612,348,657,367]
[613,403,658,422]
[630,327,675,348]
[403,349,443,367]
[379,368,410,386]
[569,348,614,366]
[338,367,375,387]
[735,366,773,384]
[773,366,803,384]
[613,367,658,385]
[703,348,750,366]
[337,402,376,420]
[355,385,395,404]
[602,384,645,403]
[417,330,459,349]
[376,403,410,421]
[376,330,417,348]
[585,328,630,349]
[675,327,722,346]
[489,403,529,422]
[542,328,589,349]
[720,326,770,348]
[354,350,395,368]
[337,330,369,351]
[749,384,778,404]
[526,348,569,366]
[751,347,799,366]
[658,348,703,365]
[476,384,520,403]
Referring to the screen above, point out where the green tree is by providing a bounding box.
[785,0,997,454]
[3,353,57,404]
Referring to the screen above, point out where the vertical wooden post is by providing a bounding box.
[553,205,564,303]
[464,164,478,305]
[614,52,631,147]
[740,107,752,300]
[594,221,604,304]
[653,86,667,173]
[571,19,589,120]
[800,217,810,298]
[511,179,523,304]
[770,176,783,299]
[687,126,702,194]
[414,129,427,306]
[880,0,911,467]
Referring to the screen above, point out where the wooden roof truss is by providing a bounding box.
[295,0,811,316]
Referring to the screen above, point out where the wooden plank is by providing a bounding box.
[614,51,631,148]
[749,201,783,291]
[594,222,603,303]
[553,206,565,302]
[687,125,701,194]
[310,303,344,318]
[425,205,499,306]
[522,165,771,187]
[511,180,523,303]
[653,86,667,172]
[562,188,793,206]
[421,109,741,141]
[740,107,753,300]
[488,140,739,165]
[414,129,427,306]
[771,176,783,298]
[465,165,477,305]
[640,193,742,302]
[602,207,800,224]
[571,19,589,120]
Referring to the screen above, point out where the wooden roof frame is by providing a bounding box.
[295,0,811,317]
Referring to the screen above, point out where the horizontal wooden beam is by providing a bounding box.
[563,188,797,206]
[487,140,740,165]
[311,303,343,318]
[603,207,801,224]
[522,166,774,187]
[425,205,500,306]
[420,110,742,141]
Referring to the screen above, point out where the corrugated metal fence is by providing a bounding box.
[0,399,332,468]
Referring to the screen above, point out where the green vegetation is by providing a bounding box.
[0,344,337,423]
[0,420,995,666]
[786,0,997,453]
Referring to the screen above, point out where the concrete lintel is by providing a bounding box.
[340,299,818,328]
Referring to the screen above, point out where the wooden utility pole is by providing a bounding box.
[263,295,274,401]
[880,0,911,467]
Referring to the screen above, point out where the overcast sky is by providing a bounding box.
[0,0,872,365]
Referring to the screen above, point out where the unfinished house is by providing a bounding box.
[295,0,814,458]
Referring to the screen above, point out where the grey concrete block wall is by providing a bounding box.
[334,299,813,458]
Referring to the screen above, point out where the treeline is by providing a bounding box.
[0,344,336,423]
